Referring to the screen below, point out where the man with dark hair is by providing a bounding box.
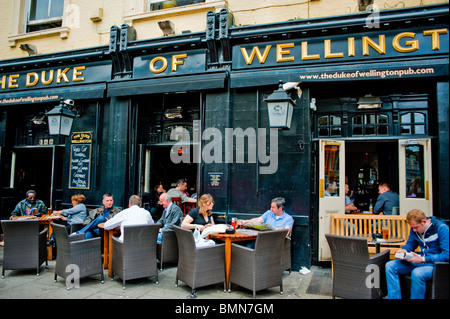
[73,193,122,239]
[11,190,47,218]
[167,178,197,203]
[374,182,399,215]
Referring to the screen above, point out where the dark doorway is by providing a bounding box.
[346,141,398,211]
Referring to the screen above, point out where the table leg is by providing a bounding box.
[46,224,53,261]
[103,229,109,270]
[224,238,232,292]
[376,243,381,254]
[108,231,114,278]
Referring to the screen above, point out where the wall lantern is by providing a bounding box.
[357,94,382,109]
[264,81,296,129]
[45,99,76,136]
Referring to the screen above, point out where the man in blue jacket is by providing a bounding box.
[385,209,449,299]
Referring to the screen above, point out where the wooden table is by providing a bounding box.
[98,222,120,278]
[209,229,258,291]
[12,214,60,261]
[355,234,405,254]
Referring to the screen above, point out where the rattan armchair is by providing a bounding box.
[173,225,226,298]
[400,261,449,299]
[111,224,160,289]
[1,220,48,278]
[325,234,390,299]
[229,229,288,298]
[51,222,104,288]
[282,236,292,274]
[157,229,178,270]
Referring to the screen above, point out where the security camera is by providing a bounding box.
[63,99,75,106]
[282,82,302,98]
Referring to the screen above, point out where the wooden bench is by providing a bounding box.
[330,214,410,258]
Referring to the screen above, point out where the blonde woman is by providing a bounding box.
[181,194,215,231]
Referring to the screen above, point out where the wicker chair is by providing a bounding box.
[157,229,178,270]
[282,236,292,274]
[173,225,226,298]
[111,224,160,289]
[399,261,449,299]
[51,222,104,288]
[1,220,48,278]
[229,229,288,298]
[325,234,390,299]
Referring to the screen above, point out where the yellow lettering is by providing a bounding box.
[240,45,272,65]
[348,37,355,57]
[41,70,54,85]
[423,28,448,50]
[276,43,295,62]
[72,66,85,82]
[150,56,168,74]
[362,35,386,55]
[8,74,20,88]
[172,54,187,72]
[56,68,70,83]
[0,75,6,89]
[324,39,344,59]
[26,72,39,87]
[393,32,419,53]
[301,42,320,60]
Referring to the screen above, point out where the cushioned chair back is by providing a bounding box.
[325,234,370,266]
[51,222,71,250]
[254,229,288,261]
[1,220,40,268]
[173,225,196,261]
[122,223,159,252]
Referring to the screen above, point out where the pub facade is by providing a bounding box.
[1,3,448,269]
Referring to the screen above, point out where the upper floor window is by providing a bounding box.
[26,0,64,33]
[318,115,342,137]
[148,0,205,11]
[400,112,426,135]
[351,113,389,136]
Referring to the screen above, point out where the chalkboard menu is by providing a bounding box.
[69,132,93,189]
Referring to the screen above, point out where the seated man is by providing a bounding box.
[385,209,449,299]
[10,190,47,218]
[167,178,197,204]
[104,195,154,242]
[239,197,294,248]
[156,193,183,243]
[374,182,399,215]
[73,193,122,239]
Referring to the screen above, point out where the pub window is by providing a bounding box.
[26,0,64,33]
[351,113,389,136]
[148,0,205,11]
[404,145,425,199]
[318,115,342,137]
[400,112,426,135]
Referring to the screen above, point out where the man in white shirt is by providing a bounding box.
[104,195,154,241]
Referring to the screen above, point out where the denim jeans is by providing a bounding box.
[385,259,433,299]
[77,215,107,239]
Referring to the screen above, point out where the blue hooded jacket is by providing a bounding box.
[403,216,449,263]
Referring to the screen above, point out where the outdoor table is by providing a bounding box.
[12,214,60,261]
[209,228,258,291]
[354,234,405,254]
[98,222,120,278]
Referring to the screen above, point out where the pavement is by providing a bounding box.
[0,247,332,301]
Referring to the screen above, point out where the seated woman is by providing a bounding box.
[52,194,87,232]
[181,194,214,231]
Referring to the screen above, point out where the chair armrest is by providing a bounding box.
[369,249,390,266]
[195,243,225,258]
[71,237,101,251]
[69,233,86,242]
[39,228,49,237]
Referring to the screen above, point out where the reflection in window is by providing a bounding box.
[405,145,425,198]
[148,0,205,11]
[318,115,342,137]
[400,112,426,135]
[27,0,64,32]
[324,145,340,196]
[352,113,388,136]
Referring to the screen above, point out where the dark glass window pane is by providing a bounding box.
[49,0,64,17]
[401,125,411,134]
[319,128,329,137]
[401,113,411,124]
[330,127,341,136]
[353,127,363,135]
[330,115,341,126]
[30,0,50,20]
[378,126,388,135]
[318,116,328,126]
[414,113,425,123]
[365,127,376,135]
[353,115,363,125]
[378,114,388,124]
